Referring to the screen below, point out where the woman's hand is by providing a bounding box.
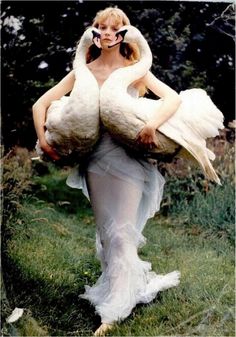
[137,122,158,149]
[40,139,61,161]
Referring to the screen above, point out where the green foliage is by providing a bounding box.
[160,136,235,243]
[175,179,234,240]
[33,164,91,215]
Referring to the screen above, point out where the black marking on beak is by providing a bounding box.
[92,30,101,49]
[92,30,101,39]
[117,29,128,39]
[108,29,128,48]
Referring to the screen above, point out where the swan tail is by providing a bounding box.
[180,142,221,184]
[159,122,221,184]
[181,143,221,184]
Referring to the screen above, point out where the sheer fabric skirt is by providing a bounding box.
[67,132,180,324]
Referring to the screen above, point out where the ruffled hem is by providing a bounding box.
[80,218,180,323]
[80,222,180,324]
[80,269,180,324]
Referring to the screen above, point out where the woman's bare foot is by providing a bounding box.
[94,323,113,336]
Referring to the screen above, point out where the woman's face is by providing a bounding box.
[98,17,123,49]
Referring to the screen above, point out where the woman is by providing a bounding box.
[32,7,181,336]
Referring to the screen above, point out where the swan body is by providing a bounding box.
[36,27,101,158]
[100,25,224,183]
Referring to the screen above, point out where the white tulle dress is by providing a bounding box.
[66,90,181,323]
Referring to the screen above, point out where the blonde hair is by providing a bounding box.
[86,7,147,96]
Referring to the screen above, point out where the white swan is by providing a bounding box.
[36,27,101,159]
[100,25,224,184]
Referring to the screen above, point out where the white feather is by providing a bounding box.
[6,307,24,323]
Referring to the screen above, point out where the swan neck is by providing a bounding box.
[74,40,88,65]
[120,36,152,83]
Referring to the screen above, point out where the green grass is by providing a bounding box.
[3,166,235,336]
[162,175,235,243]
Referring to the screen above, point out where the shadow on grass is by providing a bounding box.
[2,252,101,336]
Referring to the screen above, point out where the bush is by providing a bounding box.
[160,130,235,243]
[2,147,34,221]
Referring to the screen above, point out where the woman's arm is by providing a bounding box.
[32,70,75,160]
[136,71,181,147]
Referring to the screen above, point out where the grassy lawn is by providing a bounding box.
[2,162,235,336]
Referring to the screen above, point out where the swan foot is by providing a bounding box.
[94,323,114,336]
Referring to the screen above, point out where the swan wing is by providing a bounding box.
[157,89,224,184]
[133,89,223,183]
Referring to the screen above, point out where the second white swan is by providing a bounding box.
[100,25,224,184]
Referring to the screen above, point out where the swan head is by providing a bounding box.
[108,25,144,47]
[81,27,101,49]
